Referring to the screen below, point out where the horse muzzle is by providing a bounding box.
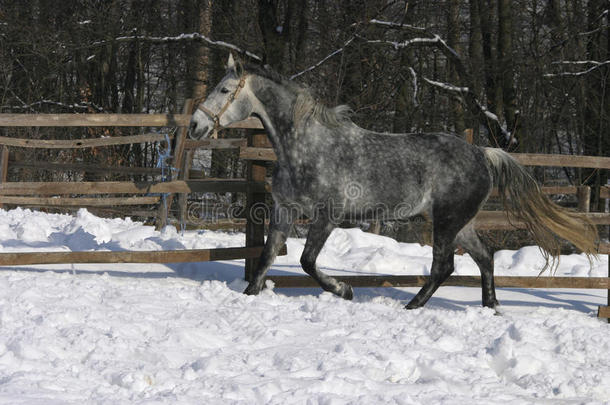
[188,118,211,140]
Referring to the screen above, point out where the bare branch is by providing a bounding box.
[551,60,609,66]
[422,77,469,93]
[367,19,426,33]
[544,60,610,78]
[90,33,262,62]
[290,37,354,80]
[422,76,511,143]
[408,67,418,106]
[1,100,104,112]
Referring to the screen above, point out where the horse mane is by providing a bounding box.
[242,63,353,128]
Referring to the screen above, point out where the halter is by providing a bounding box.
[197,76,246,139]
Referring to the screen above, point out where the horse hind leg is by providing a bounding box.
[300,218,353,300]
[405,230,455,309]
[455,225,499,308]
[405,203,473,309]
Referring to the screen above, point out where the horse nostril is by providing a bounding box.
[189,121,197,134]
[201,125,209,135]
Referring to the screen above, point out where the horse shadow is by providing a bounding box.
[0,254,602,314]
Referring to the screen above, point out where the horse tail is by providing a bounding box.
[483,147,598,272]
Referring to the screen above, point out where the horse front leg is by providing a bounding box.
[243,205,293,295]
[300,217,353,300]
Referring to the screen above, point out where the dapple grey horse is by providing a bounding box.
[189,54,597,309]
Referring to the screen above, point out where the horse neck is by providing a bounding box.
[248,77,302,156]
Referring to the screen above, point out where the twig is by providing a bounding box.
[290,38,354,80]
[368,19,426,32]
[544,60,610,78]
[90,33,262,62]
[1,100,104,112]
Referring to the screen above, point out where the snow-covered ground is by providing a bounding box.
[0,208,608,404]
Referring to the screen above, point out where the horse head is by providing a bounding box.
[189,54,253,139]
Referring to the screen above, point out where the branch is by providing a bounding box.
[90,33,262,62]
[365,34,461,65]
[422,77,511,144]
[408,67,418,106]
[422,77,468,93]
[544,60,610,78]
[367,19,426,33]
[290,37,354,80]
[290,2,401,79]
[1,100,104,112]
[364,30,512,147]
[551,60,609,65]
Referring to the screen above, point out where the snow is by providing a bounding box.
[0,208,608,404]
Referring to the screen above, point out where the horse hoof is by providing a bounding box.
[243,284,261,296]
[338,283,353,300]
[483,299,500,309]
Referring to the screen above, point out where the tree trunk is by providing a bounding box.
[258,0,293,73]
[583,0,608,210]
[468,0,485,144]
[392,4,418,140]
[183,0,212,104]
[497,0,518,144]
[447,0,466,135]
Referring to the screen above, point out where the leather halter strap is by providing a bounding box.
[197,76,246,138]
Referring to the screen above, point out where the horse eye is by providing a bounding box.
[220,87,230,94]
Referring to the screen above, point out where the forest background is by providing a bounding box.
[0,0,608,212]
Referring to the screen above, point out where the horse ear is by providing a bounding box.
[227,53,236,71]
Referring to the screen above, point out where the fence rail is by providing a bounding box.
[0,245,286,266]
[266,275,610,289]
[0,113,263,128]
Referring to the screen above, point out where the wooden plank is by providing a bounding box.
[0,196,160,206]
[0,114,263,129]
[0,245,287,266]
[240,147,277,161]
[187,179,270,193]
[224,117,264,129]
[9,160,164,175]
[179,150,194,228]
[598,306,610,318]
[0,179,270,196]
[266,275,610,289]
[184,138,247,150]
[157,99,194,230]
[474,211,610,230]
[0,133,174,148]
[245,133,269,282]
[489,186,578,197]
[0,114,192,127]
[599,243,610,255]
[0,146,9,209]
[577,186,591,212]
[237,150,610,168]
[0,181,190,195]
[510,153,610,169]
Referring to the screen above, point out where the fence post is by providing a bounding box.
[463,128,474,144]
[179,150,194,229]
[0,146,9,209]
[157,99,194,230]
[245,132,267,282]
[577,185,591,213]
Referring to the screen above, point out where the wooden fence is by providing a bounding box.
[0,102,276,275]
[0,110,609,317]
